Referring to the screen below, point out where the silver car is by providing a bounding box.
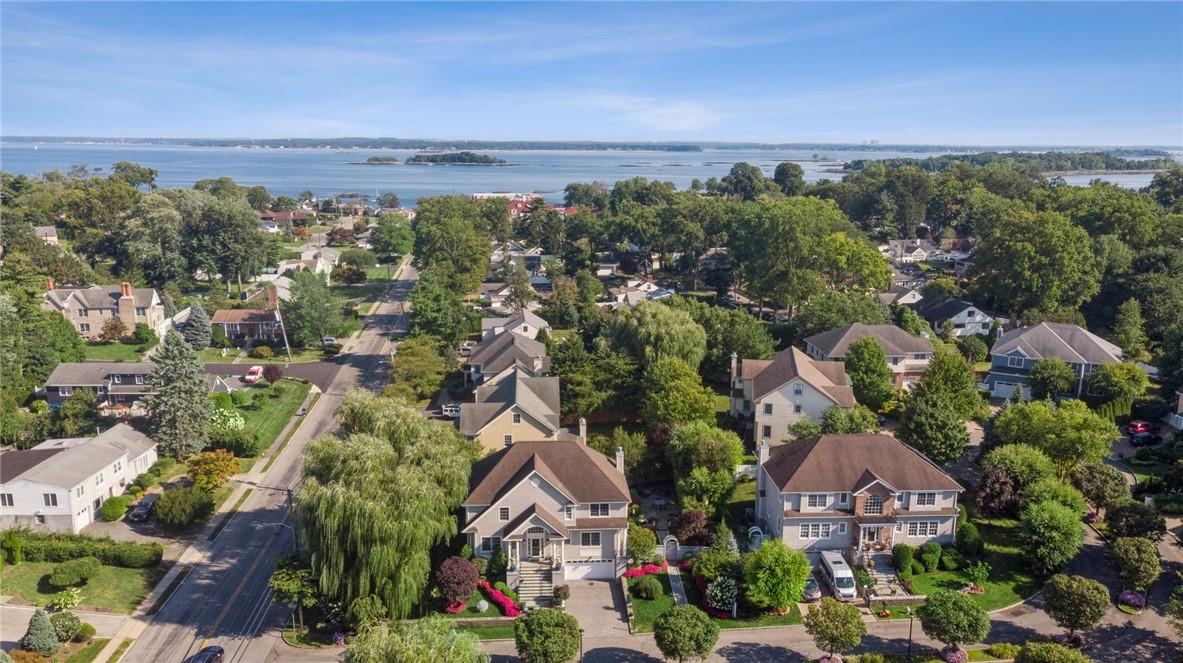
[802,576,822,602]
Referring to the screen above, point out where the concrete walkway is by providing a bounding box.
[666,567,689,606]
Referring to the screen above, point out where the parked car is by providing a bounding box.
[188,646,224,663]
[243,365,264,383]
[127,493,159,522]
[458,341,476,357]
[322,336,339,348]
[803,576,822,601]
[820,550,857,601]
[1126,420,1160,435]
[296,406,308,416]
[441,402,462,418]
[1130,431,1163,447]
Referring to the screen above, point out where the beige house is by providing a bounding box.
[480,310,550,340]
[756,434,962,565]
[730,347,855,443]
[458,368,572,454]
[462,440,630,605]
[43,280,166,341]
[804,323,933,390]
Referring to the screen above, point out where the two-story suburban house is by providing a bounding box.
[755,434,962,565]
[459,368,571,453]
[465,332,550,386]
[805,323,933,390]
[44,362,156,414]
[910,297,997,338]
[462,439,630,604]
[480,310,550,340]
[729,347,856,442]
[211,308,282,342]
[881,239,939,264]
[985,322,1123,401]
[0,424,158,533]
[876,285,923,307]
[43,280,167,341]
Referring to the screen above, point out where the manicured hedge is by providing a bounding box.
[98,496,131,522]
[2,530,162,568]
[49,557,101,588]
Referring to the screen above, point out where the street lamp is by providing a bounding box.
[269,521,299,557]
[906,606,915,662]
[579,627,584,663]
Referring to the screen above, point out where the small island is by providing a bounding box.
[405,151,507,165]
[362,156,400,164]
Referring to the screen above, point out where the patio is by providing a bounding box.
[632,485,681,540]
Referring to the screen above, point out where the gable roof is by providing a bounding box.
[468,332,549,375]
[0,449,65,483]
[45,285,158,310]
[481,310,549,334]
[2,424,156,488]
[464,441,630,506]
[805,323,932,358]
[991,322,1122,365]
[460,369,560,435]
[45,362,156,387]
[211,309,280,324]
[762,434,961,493]
[911,297,980,323]
[745,347,854,406]
[496,504,570,539]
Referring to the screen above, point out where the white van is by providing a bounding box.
[819,551,857,601]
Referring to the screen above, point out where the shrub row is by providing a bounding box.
[2,530,162,568]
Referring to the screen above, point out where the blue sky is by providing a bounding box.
[2,2,1181,146]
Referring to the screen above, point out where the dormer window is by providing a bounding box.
[113,375,122,384]
[1008,356,1024,368]
[807,494,827,508]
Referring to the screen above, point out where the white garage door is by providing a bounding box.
[566,560,615,580]
[992,382,1019,399]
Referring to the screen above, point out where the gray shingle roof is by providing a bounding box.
[911,297,977,323]
[480,310,549,334]
[468,333,549,376]
[459,369,560,435]
[805,323,932,358]
[991,322,1122,365]
[763,434,962,493]
[3,424,156,488]
[747,347,854,406]
[45,362,156,387]
[46,285,158,310]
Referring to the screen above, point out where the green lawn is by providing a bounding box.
[62,638,110,663]
[282,626,338,648]
[628,573,677,633]
[0,562,157,613]
[364,264,397,281]
[108,638,133,661]
[906,518,1040,612]
[83,342,147,362]
[459,625,516,640]
[725,479,757,543]
[331,282,388,312]
[237,379,313,453]
[432,591,504,619]
[246,346,327,363]
[198,347,239,363]
[681,580,803,629]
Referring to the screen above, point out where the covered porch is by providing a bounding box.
[853,518,895,564]
[501,505,570,587]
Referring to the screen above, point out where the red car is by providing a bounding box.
[1126,420,1159,435]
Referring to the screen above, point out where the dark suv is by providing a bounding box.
[127,494,158,522]
[189,645,224,663]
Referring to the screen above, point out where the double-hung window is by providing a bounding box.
[914,492,936,507]
[580,532,601,547]
[512,413,522,424]
[0,494,13,507]
[763,403,773,415]
[761,425,772,439]
[1007,356,1024,368]
[800,523,831,539]
[564,505,574,521]
[806,494,827,509]
[43,493,58,507]
[907,521,939,537]
[590,503,609,517]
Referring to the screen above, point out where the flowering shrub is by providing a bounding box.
[478,578,521,617]
[939,645,968,663]
[706,576,737,612]
[209,408,245,431]
[677,561,692,572]
[691,574,732,619]
[1119,590,1146,608]
[332,632,346,646]
[622,560,668,579]
[443,601,467,613]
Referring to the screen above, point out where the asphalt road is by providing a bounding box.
[125,264,417,663]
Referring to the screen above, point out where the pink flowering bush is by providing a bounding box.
[1119,590,1145,608]
[443,601,467,614]
[622,560,669,579]
[478,578,522,617]
[939,645,968,663]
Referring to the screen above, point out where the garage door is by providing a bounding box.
[992,382,1019,399]
[566,560,615,580]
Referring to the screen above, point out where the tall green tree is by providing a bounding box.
[115,193,187,288]
[803,597,866,659]
[143,331,211,458]
[843,337,895,411]
[743,539,811,612]
[640,357,716,427]
[605,300,706,370]
[1019,501,1084,576]
[1111,299,1147,358]
[56,388,98,436]
[916,591,990,653]
[408,269,470,348]
[912,345,982,420]
[1088,362,1149,402]
[665,296,774,383]
[390,335,448,400]
[182,301,212,350]
[1029,358,1077,400]
[1070,463,1129,514]
[653,605,719,663]
[897,390,970,463]
[773,162,806,196]
[281,271,341,348]
[269,557,319,630]
[1111,537,1161,593]
[371,214,415,256]
[1042,574,1109,638]
[991,399,1116,478]
[503,261,535,311]
[411,195,492,294]
[514,608,580,663]
[297,390,474,621]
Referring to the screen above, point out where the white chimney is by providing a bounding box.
[615,446,625,474]
[730,352,738,387]
[578,417,587,444]
[758,440,770,466]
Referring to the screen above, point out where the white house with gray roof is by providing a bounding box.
[0,424,157,533]
[730,347,856,442]
[985,322,1123,400]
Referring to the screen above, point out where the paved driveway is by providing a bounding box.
[564,579,629,638]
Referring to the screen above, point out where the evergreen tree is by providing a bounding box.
[843,337,895,411]
[1112,298,1147,358]
[143,331,211,458]
[183,301,212,350]
[21,608,61,656]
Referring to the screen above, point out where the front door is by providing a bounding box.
[863,527,879,543]
[527,536,543,558]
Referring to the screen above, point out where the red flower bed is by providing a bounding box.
[477,578,521,617]
[678,561,692,572]
[444,600,467,614]
[623,561,669,579]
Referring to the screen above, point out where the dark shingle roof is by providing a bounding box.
[911,297,977,323]
[763,434,962,493]
[805,323,932,358]
[0,449,65,483]
[45,362,155,387]
[747,347,854,406]
[464,441,630,506]
[46,285,157,310]
[468,332,549,375]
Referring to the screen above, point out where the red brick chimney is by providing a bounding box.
[120,281,132,298]
[46,277,55,291]
[267,283,279,310]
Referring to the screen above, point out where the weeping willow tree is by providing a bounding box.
[344,616,488,663]
[297,389,477,619]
